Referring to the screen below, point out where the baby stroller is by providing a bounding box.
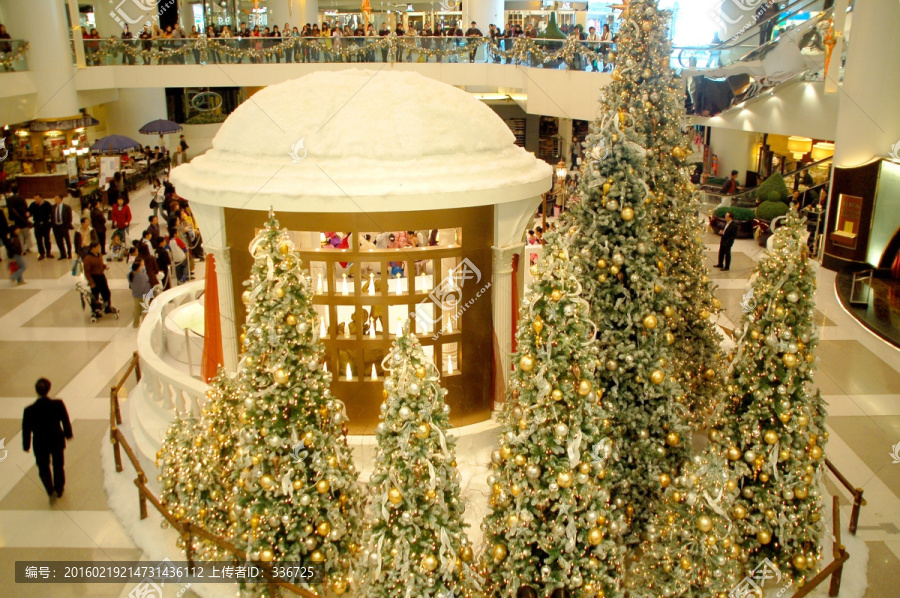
[106,229,128,262]
[75,274,119,323]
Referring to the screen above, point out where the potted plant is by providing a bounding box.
[710,206,755,238]
[753,173,790,246]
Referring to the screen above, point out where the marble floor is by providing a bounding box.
[1,196,899,596]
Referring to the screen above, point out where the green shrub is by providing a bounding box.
[185,111,227,125]
[706,176,727,186]
[755,200,790,221]
[754,173,789,203]
[713,206,755,221]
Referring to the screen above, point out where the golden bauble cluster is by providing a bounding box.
[422,554,438,572]
[285,314,298,326]
[388,487,403,505]
[316,479,330,494]
[757,530,772,545]
[587,528,603,545]
[273,368,289,385]
[697,515,713,533]
[577,379,592,396]
[492,544,508,561]
[665,432,680,447]
[659,473,671,488]
[415,424,430,439]
[783,353,798,368]
[621,207,635,221]
[550,289,563,302]
[764,430,779,445]
[415,366,427,379]
[519,354,536,372]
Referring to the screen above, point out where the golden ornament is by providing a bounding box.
[310,550,325,563]
[621,207,635,221]
[680,557,691,570]
[705,368,716,380]
[416,424,430,439]
[317,521,331,536]
[793,555,808,570]
[659,473,671,488]
[663,306,675,318]
[333,579,348,595]
[415,366,427,379]
[764,430,779,445]
[643,314,658,330]
[664,332,675,345]
[422,554,438,572]
[303,431,315,448]
[765,509,776,520]
[326,455,338,468]
[293,480,303,490]
[557,471,574,488]
[260,548,275,562]
[316,479,330,494]
[499,445,512,460]
[597,259,608,269]
[577,379,592,396]
[550,289,563,302]
[809,446,823,460]
[699,309,710,320]
[795,486,808,499]
[775,306,785,317]
[285,314,298,326]
[460,545,474,562]
[519,355,536,372]
[274,287,286,299]
[666,432,680,447]
[780,449,790,461]
[551,389,563,402]
[642,20,654,32]
[425,488,437,500]
[492,544,508,561]
[388,487,403,505]
[273,368,289,385]
[587,528,603,545]
[241,290,252,304]
[797,414,809,427]
[783,353,798,368]
[760,473,770,482]
[727,446,742,461]
[650,370,665,385]
[757,531,772,545]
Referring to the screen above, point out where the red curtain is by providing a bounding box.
[200,255,224,382]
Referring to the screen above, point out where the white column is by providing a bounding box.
[268,0,319,28]
[491,242,523,409]
[466,0,504,31]
[831,0,900,168]
[3,0,78,118]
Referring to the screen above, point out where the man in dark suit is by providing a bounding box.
[90,201,107,254]
[51,195,73,260]
[716,212,737,271]
[29,194,54,260]
[22,378,73,499]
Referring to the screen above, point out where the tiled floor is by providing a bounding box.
[1,200,899,596]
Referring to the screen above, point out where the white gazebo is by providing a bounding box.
[171,69,552,433]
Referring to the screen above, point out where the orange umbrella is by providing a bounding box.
[201,255,224,383]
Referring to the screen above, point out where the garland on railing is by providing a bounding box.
[84,36,611,68]
[0,42,29,69]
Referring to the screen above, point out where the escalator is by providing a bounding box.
[674,0,842,117]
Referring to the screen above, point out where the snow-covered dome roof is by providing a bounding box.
[170,70,552,213]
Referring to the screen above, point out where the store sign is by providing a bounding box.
[66,156,78,183]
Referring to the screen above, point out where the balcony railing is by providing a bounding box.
[75,35,615,70]
[0,39,29,71]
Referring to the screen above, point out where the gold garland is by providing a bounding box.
[83,36,610,67]
[0,42,30,69]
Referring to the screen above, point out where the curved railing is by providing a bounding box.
[136,280,207,415]
[0,39,29,71]
[75,35,613,70]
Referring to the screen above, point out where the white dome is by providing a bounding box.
[170,70,552,213]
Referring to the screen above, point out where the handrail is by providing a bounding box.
[109,352,317,597]
[703,156,834,203]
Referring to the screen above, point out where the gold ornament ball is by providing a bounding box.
[241,290,252,304]
[274,287,286,299]
[425,488,437,500]
[388,487,403,505]
[577,379,592,396]
[460,545,474,562]
[659,473,671,488]
[293,480,303,490]
[317,521,331,536]
[587,528,603,546]
[699,309,711,320]
[705,368,716,380]
[303,431,315,448]
[414,366,427,379]
[757,531,772,545]
[597,259,608,269]
[664,332,675,345]
[662,305,675,317]
[621,207,635,221]
[779,412,792,423]
[557,471,574,488]
[260,475,275,490]
[643,314,658,330]
[759,473,770,483]
[260,548,275,562]
[310,550,325,563]
[273,368,289,385]
[751,329,761,340]
[422,554,438,572]
[764,430,779,445]
[333,579,348,595]
[810,446,823,460]
[793,555,808,571]
[416,424,430,439]
[499,445,512,460]
[641,20,653,32]
[733,505,747,520]
[550,289,563,302]
[765,509,776,520]
[697,515,713,533]
[316,479,330,494]
[783,353,798,368]
[672,146,685,159]
[666,432,680,447]
[519,355,536,372]
[797,414,809,427]
[285,314,298,326]
[492,544,508,561]
[514,454,526,466]
[680,557,691,570]
[533,319,544,334]
[650,370,665,385]
[779,449,791,461]
[795,486,808,499]
[611,69,622,81]
[551,389,564,402]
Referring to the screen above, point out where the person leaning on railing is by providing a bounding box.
[122,24,136,65]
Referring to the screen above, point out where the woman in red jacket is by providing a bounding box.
[109,197,132,239]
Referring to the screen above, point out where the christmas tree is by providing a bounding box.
[232,212,364,595]
[565,0,691,538]
[158,370,242,559]
[626,446,745,598]
[481,230,624,598]
[715,209,828,586]
[356,323,480,598]
[618,0,725,429]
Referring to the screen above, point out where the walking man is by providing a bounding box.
[51,195,73,260]
[28,194,53,260]
[716,212,737,271]
[22,378,73,499]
